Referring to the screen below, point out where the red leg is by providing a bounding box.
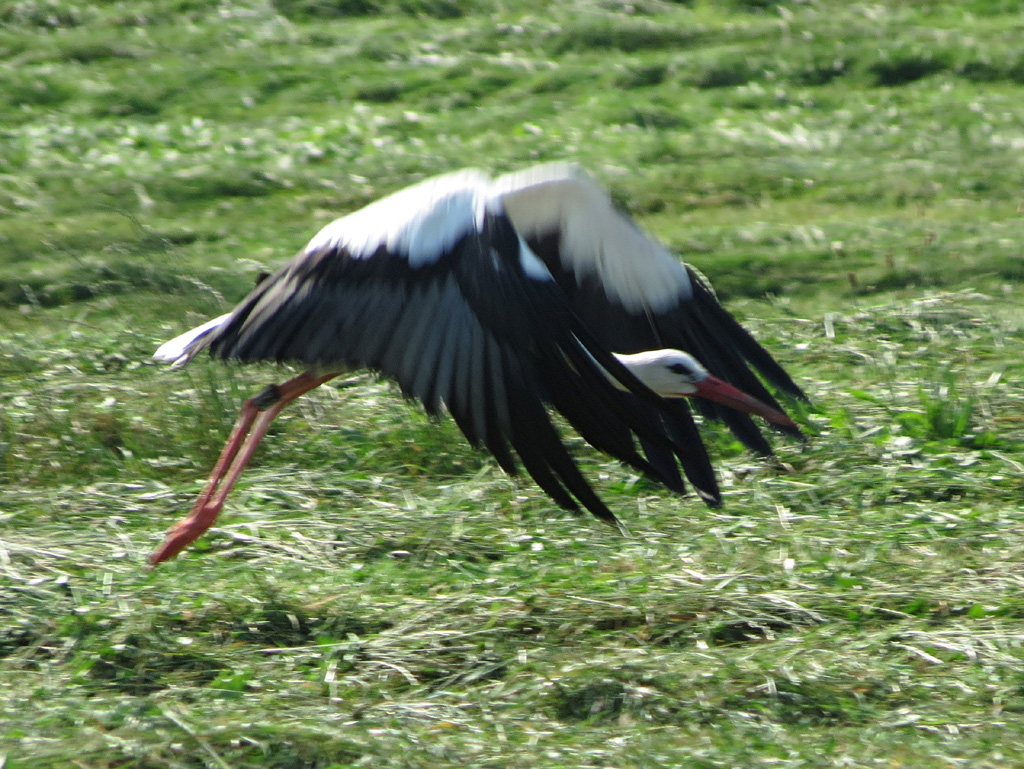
[150,371,339,565]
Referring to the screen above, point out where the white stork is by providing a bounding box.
[150,163,805,565]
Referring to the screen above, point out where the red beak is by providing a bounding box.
[692,376,797,428]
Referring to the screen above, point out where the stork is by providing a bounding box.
[150,163,805,565]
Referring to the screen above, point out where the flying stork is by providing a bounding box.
[150,163,805,565]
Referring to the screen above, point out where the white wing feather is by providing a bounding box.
[304,169,490,266]
[493,163,692,313]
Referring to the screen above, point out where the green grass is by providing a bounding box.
[3,1,1024,766]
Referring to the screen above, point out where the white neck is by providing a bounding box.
[598,349,705,397]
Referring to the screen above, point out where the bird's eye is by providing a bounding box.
[668,362,692,376]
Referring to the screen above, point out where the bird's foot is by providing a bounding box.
[148,501,223,566]
[148,371,339,567]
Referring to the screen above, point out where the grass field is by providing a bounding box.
[3,1,1024,766]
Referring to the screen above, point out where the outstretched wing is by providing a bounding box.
[494,163,804,494]
[498,163,804,434]
[158,169,720,524]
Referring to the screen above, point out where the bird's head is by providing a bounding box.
[613,349,797,428]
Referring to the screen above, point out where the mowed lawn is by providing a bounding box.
[2,1,1024,767]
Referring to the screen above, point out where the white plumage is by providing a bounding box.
[149,163,805,565]
[305,169,489,266]
[154,313,231,367]
[495,164,692,311]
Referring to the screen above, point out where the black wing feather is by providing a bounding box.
[198,206,698,526]
[526,231,804,460]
